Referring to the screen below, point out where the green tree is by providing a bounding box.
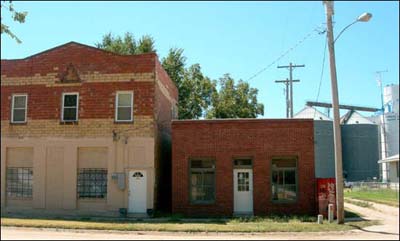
[178,64,216,119]
[161,48,186,87]
[162,49,216,119]
[96,33,264,120]
[136,34,156,54]
[206,74,264,119]
[95,32,155,54]
[1,1,28,43]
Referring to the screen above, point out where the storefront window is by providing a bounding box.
[271,157,297,202]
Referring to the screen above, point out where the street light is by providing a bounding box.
[335,12,373,43]
[323,1,372,224]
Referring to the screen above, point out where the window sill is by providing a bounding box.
[10,122,27,125]
[271,200,298,204]
[78,198,107,202]
[189,201,216,206]
[114,120,134,124]
[60,121,79,125]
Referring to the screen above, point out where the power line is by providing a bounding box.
[246,25,325,82]
[314,32,328,119]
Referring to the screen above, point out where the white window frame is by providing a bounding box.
[115,91,134,122]
[11,94,28,124]
[61,92,79,122]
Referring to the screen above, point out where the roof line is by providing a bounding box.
[2,41,157,60]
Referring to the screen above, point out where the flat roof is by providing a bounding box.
[172,118,313,124]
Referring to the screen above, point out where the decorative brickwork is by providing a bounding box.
[1,42,178,214]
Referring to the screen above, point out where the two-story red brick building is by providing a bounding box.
[1,42,178,216]
[172,119,316,217]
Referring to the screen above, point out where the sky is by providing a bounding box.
[1,1,399,118]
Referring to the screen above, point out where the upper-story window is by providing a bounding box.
[62,93,79,122]
[115,91,133,122]
[11,94,28,123]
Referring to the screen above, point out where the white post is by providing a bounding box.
[328,204,334,223]
[317,214,324,224]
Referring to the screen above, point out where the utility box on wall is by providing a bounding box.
[112,173,126,190]
[316,178,336,219]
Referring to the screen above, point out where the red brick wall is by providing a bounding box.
[1,82,154,121]
[1,42,156,78]
[0,42,180,121]
[172,119,316,217]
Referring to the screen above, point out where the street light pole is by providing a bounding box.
[323,1,344,224]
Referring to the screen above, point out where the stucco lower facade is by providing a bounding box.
[1,42,179,216]
[1,136,156,216]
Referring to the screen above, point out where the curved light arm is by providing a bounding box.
[334,12,372,43]
[334,20,358,43]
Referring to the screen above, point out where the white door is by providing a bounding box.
[234,169,253,214]
[128,170,147,213]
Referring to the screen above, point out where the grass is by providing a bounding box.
[0,211,378,233]
[344,188,399,207]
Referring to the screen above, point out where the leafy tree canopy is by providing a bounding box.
[97,32,264,120]
[206,74,264,119]
[95,32,156,55]
[1,1,28,43]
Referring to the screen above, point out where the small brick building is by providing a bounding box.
[172,119,316,217]
[1,42,178,216]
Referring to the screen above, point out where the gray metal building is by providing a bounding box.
[314,120,380,181]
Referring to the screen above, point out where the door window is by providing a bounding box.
[237,172,250,191]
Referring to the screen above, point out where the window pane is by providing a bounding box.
[64,95,77,107]
[63,108,77,121]
[191,160,214,168]
[13,109,26,122]
[271,157,298,202]
[191,186,202,201]
[118,93,132,107]
[272,158,296,168]
[203,172,214,185]
[272,184,278,200]
[283,185,297,201]
[285,170,296,185]
[117,107,132,121]
[189,161,215,203]
[271,171,277,184]
[7,167,33,198]
[14,96,26,108]
[234,159,252,166]
[203,186,214,201]
[77,169,107,199]
[191,172,202,186]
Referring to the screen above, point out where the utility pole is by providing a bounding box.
[275,79,300,118]
[277,63,305,118]
[324,0,344,224]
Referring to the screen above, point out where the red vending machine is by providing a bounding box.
[316,178,336,219]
